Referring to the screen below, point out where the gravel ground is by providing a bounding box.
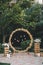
[0,53,43,65]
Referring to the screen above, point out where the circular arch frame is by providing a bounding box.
[9,28,33,52]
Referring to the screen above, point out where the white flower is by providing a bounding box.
[2,43,9,48]
[34,39,41,43]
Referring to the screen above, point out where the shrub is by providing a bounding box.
[21,40,30,50]
[0,43,4,53]
[0,63,10,65]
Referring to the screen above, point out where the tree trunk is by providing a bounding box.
[2,27,5,43]
[3,35,6,43]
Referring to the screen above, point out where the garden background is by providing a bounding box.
[0,0,43,53]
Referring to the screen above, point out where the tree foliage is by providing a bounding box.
[0,0,41,43]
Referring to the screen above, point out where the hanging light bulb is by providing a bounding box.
[14,38,16,40]
[17,40,19,43]
[24,38,26,40]
[22,39,23,42]
[20,35,22,38]
[23,35,25,37]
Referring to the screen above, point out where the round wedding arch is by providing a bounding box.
[9,28,33,52]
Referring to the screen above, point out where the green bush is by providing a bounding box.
[21,40,30,50]
[0,63,10,65]
[0,43,4,53]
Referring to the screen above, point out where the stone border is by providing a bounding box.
[9,28,33,52]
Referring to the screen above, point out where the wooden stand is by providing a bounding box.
[34,42,40,56]
[4,47,9,56]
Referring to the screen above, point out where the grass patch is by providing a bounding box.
[0,63,10,65]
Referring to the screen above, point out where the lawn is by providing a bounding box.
[0,63,10,65]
